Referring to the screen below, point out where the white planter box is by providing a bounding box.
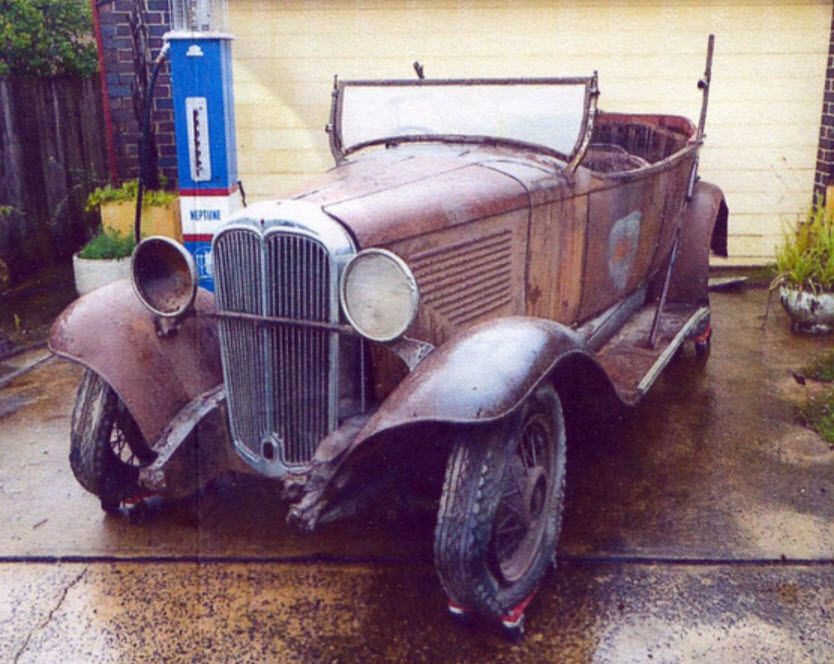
[72,253,131,295]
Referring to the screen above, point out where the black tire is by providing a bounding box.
[69,369,156,513]
[434,383,567,617]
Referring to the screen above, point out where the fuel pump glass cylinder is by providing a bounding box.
[171,0,228,33]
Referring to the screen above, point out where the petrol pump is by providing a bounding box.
[165,0,240,291]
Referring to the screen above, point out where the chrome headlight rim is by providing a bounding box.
[340,248,419,343]
[131,236,198,319]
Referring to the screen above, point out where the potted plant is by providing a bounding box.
[772,201,834,333]
[72,227,136,295]
[85,179,181,242]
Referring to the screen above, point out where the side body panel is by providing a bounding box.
[577,152,696,321]
[525,168,590,325]
[48,280,223,445]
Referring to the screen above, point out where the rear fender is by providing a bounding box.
[48,279,222,445]
[666,180,728,305]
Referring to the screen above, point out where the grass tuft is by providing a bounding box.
[77,228,136,260]
[799,349,834,382]
[773,202,834,292]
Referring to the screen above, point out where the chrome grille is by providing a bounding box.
[214,227,335,468]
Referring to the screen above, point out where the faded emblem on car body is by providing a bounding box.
[607,210,642,289]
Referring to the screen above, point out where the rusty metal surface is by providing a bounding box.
[397,208,530,344]
[322,158,530,249]
[211,109,710,508]
[667,181,727,306]
[292,148,463,203]
[286,317,600,531]
[578,153,696,321]
[48,280,222,445]
[355,317,589,437]
[43,96,720,551]
[138,385,247,498]
[595,303,709,404]
[296,116,699,338]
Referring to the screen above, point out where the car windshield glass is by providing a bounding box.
[334,78,594,160]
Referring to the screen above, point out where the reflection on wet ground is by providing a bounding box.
[1,285,834,662]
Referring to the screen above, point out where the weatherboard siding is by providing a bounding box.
[229,1,832,263]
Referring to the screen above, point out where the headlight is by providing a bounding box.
[131,236,198,318]
[340,248,419,342]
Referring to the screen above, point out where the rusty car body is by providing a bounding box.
[50,44,726,635]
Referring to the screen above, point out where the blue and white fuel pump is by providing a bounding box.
[165,0,240,291]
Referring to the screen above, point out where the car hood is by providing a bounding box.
[288,144,566,248]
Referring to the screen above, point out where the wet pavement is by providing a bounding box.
[1,284,834,663]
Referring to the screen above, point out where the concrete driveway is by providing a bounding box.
[1,285,833,663]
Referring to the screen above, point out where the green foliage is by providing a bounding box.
[798,390,834,448]
[0,0,97,77]
[772,202,834,293]
[796,350,834,448]
[85,179,177,212]
[78,228,136,260]
[800,349,834,383]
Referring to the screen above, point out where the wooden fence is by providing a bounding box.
[0,76,108,282]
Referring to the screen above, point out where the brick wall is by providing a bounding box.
[815,3,834,201]
[96,0,177,188]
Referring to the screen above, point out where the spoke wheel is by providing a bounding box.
[69,369,156,513]
[434,384,566,617]
[492,411,555,584]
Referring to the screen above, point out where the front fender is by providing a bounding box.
[354,316,589,445]
[289,316,599,530]
[48,279,222,445]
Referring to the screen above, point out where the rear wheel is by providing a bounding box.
[70,369,156,513]
[434,384,566,617]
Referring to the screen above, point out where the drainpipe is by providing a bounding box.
[90,0,119,186]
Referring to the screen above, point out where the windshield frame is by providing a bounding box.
[327,75,599,170]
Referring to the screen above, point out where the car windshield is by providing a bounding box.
[330,77,597,163]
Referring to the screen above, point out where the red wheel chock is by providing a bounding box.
[448,591,537,640]
[690,323,712,345]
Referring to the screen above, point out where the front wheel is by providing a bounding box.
[433,383,567,617]
[70,369,156,513]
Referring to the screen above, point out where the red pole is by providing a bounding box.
[90,0,119,185]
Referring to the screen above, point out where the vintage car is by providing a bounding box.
[50,45,727,636]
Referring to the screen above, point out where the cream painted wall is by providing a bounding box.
[229,1,831,263]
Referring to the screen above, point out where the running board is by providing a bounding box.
[595,304,710,404]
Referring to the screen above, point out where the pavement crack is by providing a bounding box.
[12,567,87,664]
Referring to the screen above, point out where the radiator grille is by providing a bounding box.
[214,228,335,467]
